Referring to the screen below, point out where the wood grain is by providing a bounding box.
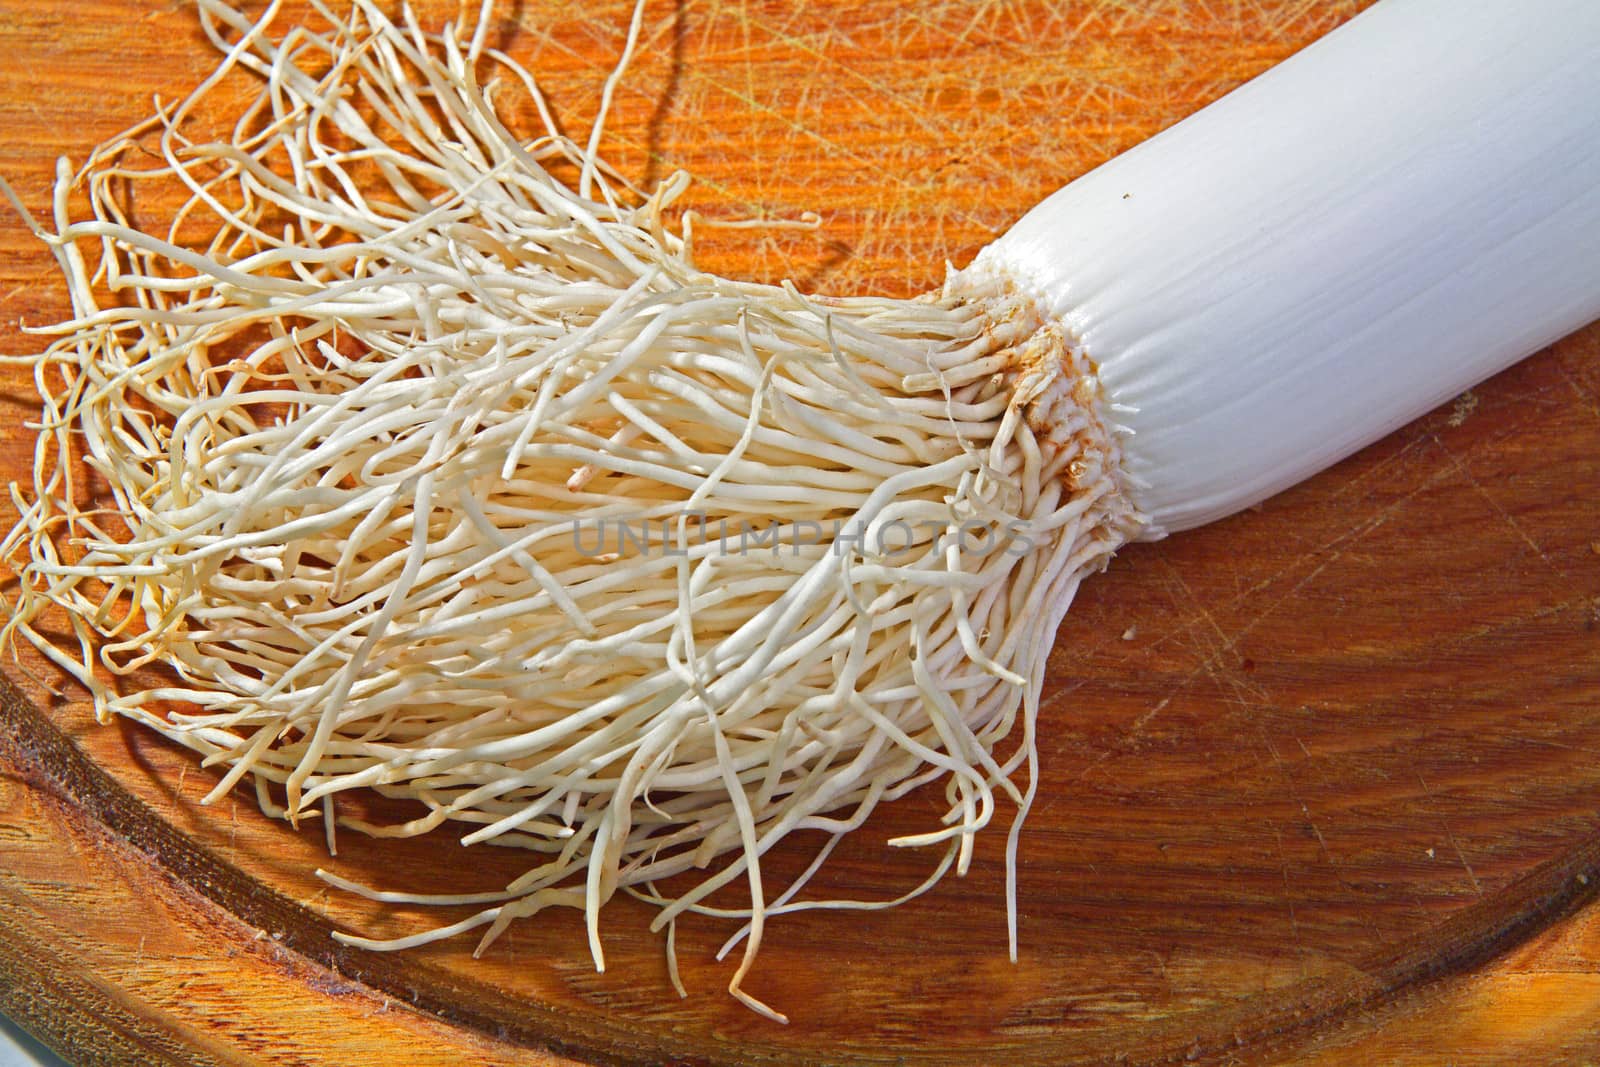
[2,1,1600,1064]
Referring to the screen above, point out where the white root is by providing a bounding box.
[0,0,1141,1016]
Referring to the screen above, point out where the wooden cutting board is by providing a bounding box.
[3,1,1600,1063]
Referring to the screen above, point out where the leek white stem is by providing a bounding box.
[973,0,1600,534]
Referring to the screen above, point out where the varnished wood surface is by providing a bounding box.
[2,1,1600,1064]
